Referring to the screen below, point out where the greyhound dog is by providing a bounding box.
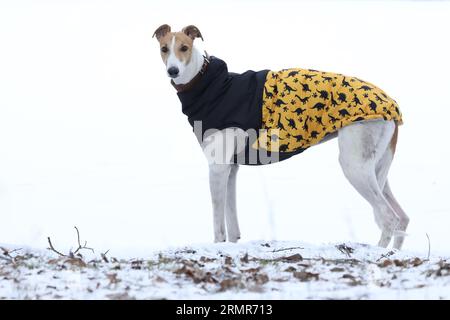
[153,24,409,249]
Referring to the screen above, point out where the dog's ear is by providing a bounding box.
[182,25,204,41]
[152,24,171,41]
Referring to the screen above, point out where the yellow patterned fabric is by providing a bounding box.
[256,68,402,153]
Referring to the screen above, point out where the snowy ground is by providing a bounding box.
[1,0,450,299]
[1,240,449,299]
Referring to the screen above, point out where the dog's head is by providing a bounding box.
[152,24,203,79]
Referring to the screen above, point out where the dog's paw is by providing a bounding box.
[228,235,240,243]
[214,233,226,243]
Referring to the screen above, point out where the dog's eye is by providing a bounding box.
[161,47,168,53]
[180,45,189,52]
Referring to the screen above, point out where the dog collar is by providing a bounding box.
[171,52,210,93]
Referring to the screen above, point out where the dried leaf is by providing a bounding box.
[106,273,121,284]
[293,271,319,282]
[106,292,135,300]
[219,278,241,291]
[199,256,216,263]
[155,276,167,283]
[393,259,407,267]
[224,256,233,265]
[64,258,86,268]
[284,266,297,272]
[378,259,393,268]
[410,257,423,267]
[252,273,269,285]
[241,267,261,273]
[278,254,303,263]
[330,267,345,272]
[342,274,362,286]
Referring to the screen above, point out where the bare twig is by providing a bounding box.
[271,246,304,253]
[47,237,66,257]
[72,226,94,256]
[376,250,395,262]
[426,233,431,261]
[1,247,22,256]
[336,243,354,257]
[47,227,95,259]
[101,249,110,263]
[0,247,23,264]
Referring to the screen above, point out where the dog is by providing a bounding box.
[153,24,409,249]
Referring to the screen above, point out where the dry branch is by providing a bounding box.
[47,237,66,257]
[271,246,304,253]
[72,226,94,256]
[426,233,431,261]
[47,226,95,259]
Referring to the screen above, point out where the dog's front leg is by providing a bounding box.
[209,163,231,242]
[203,128,242,243]
[226,164,240,242]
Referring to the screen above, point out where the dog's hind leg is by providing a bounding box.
[374,124,409,249]
[384,181,409,249]
[338,120,400,248]
[225,164,241,242]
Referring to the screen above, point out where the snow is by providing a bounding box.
[0,0,450,299]
[1,241,449,299]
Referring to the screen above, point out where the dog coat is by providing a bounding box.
[175,56,402,165]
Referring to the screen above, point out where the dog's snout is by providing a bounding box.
[168,66,179,78]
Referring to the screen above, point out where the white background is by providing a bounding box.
[0,0,449,257]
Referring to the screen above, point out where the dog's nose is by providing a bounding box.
[167,66,179,78]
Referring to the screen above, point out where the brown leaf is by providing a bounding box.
[47,258,62,265]
[155,276,167,283]
[293,271,319,282]
[393,259,407,267]
[378,259,393,268]
[64,258,86,267]
[330,267,345,272]
[219,278,241,291]
[284,266,297,272]
[241,267,261,273]
[199,256,216,263]
[106,292,135,300]
[224,256,233,265]
[106,273,121,284]
[410,257,423,267]
[253,273,269,285]
[174,264,216,284]
[278,254,303,263]
[342,274,362,286]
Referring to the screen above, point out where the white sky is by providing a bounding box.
[0,0,449,257]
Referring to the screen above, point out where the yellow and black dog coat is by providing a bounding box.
[176,57,402,165]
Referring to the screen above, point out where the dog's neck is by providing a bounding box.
[172,46,205,85]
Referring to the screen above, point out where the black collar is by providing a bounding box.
[171,52,210,93]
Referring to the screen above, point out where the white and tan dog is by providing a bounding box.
[153,24,409,249]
